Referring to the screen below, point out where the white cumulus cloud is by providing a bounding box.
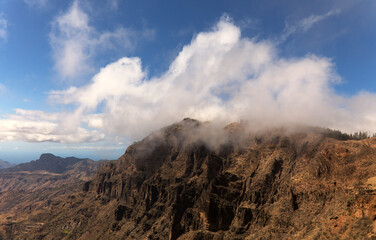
[49,0,136,80]
[2,17,376,144]
[49,17,376,140]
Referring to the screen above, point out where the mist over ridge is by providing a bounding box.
[49,17,376,141]
[1,16,376,145]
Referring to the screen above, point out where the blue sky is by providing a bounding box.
[0,0,375,163]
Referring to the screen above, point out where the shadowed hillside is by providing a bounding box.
[1,153,90,174]
[2,120,376,239]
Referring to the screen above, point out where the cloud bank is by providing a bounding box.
[2,17,376,143]
[0,109,104,143]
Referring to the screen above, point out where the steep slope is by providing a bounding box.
[5,119,376,239]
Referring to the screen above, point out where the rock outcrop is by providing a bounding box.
[4,119,376,239]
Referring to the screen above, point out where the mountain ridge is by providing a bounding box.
[0,153,107,239]
[0,159,15,169]
[0,153,93,174]
[2,119,376,239]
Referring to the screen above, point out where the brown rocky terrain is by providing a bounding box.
[0,154,106,239]
[2,119,376,239]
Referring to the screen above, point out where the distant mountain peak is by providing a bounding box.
[39,153,57,159]
[0,159,14,169]
[1,154,93,174]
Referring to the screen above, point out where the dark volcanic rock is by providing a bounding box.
[5,119,376,239]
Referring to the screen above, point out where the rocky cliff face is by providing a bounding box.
[6,119,376,239]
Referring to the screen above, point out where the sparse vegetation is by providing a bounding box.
[349,217,373,239]
[314,127,374,141]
